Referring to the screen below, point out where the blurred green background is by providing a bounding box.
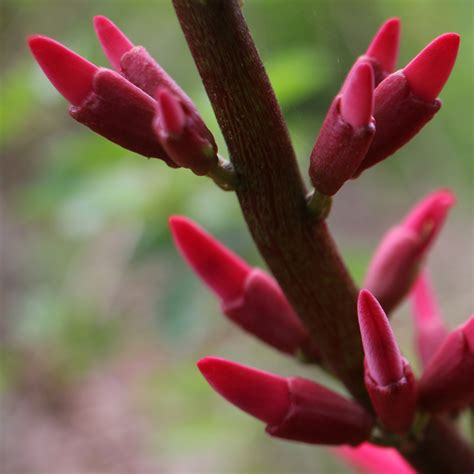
[1,0,472,472]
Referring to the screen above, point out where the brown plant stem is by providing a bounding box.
[173,0,366,404]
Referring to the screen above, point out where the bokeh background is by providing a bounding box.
[1,0,473,472]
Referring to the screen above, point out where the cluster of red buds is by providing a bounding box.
[29,13,472,472]
[28,16,235,188]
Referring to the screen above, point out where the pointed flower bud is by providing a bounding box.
[333,442,416,474]
[309,63,375,196]
[169,216,250,303]
[28,35,97,106]
[358,290,417,433]
[154,88,218,175]
[418,316,474,413]
[198,357,373,445]
[365,18,401,81]
[404,33,460,102]
[341,18,400,92]
[354,33,459,174]
[364,189,455,313]
[93,15,134,71]
[410,272,448,368]
[27,35,177,166]
[170,216,320,360]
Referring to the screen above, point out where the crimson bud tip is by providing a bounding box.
[169,216,251,303]
[27,35,97,106]
[358,290,404,386]
[155,87,186,138]
[366,17,401,73]
[197,356,289,425]
[93,15,134,71]
[340,62,374,128]
[403,33,460,101]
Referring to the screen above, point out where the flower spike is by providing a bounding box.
[366,17,401,76]
[198,357,373,445]
[340,62,374,128]
[358,290,417,433]
[170,216,320,360]
[419,316,474,413]
[93,15,134,71]
[404,33,460,102]
[364,189,455,313]
[28,35,97,106]
[169,216,250,302]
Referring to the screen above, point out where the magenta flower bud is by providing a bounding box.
[418,316,474,413]
[28,35,98,107]
[355,33,460,174]
[410,272,448,368]
[169,216,250,303]
[93,15,134,71]
[169,216,320,360]
[364,189,455,313]
[358,290,417,433]
[346,18,401,89]
[198,357,374,445]
[154,88,218,175]
[333,442,416,474]
[364,18,401,84]
[309,63,375,196]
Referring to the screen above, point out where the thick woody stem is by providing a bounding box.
[172,0,366,403]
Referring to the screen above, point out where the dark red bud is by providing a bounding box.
[309,64,375,195]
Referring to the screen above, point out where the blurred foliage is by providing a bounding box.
[1,0,473,472]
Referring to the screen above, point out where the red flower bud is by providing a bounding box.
[154,88,218,175]
[418,316,474,413]
[355,33,459,174]
[364,189,455,313]
[410,272,448,368]
[28,35,97,106]
[198,357,373,445]
[404,33,460,102]
[27,35,176,165]
[169,216,250,303]
[365,18,401,81]
[334,442,416,474]
[170,217,319,360]
[70,69,177,166]
[93,15,134,71]
[309,63,375,195]
[358,290,417,433]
